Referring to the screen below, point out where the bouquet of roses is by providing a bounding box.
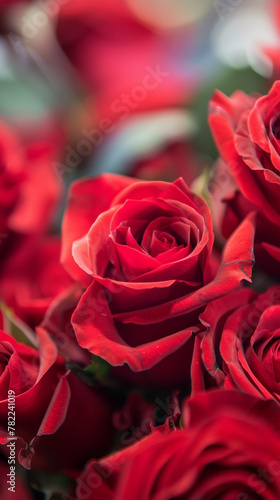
[1,78,280,499]
[1,1,280,498]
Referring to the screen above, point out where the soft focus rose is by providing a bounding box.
[56,0,195,127]
[130,141,201,187]
[192,286,280,403]
[0,119,61,237]
[208,81,280,275]
[263,2,280,77]
[61,173,255,388]
[0,120,25,236]
[77,390,280,500]
[0,327,115,471]
[0,237,73,329]
[0,0,29,12]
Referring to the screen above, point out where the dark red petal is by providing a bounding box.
[113,213,255,325]
[61,174,135,283]
[72,281,194,371]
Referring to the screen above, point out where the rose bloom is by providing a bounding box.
[77,390,280,500]
[56,0,195,127]
[0,236,73,329]
[208,81,280,275]
[40,285,161,448]
[130,141,201,187]
[0,0,29,13]
[0,118,61,237]
[61,174,255,388]
[263,2,280,78]
[192,286,280,403]
[0,326,114,471]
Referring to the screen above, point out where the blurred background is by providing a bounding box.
[1,0,280,498]
[0,0,279,232]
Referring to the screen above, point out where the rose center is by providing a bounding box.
[257,330,280,383]
[149,230,177,258]
[271,116,280,141]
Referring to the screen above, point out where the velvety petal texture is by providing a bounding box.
[0,327,115,471]
[208,81,280,275]
[0,119,62,237]
[196,286,280,403]
[61,174,256,387]
[0,236,73,330]
[76,390,280,500]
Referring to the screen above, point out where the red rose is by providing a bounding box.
[0,326,114,471]
[0,119,61,238]
[76,390,280,500]
[0,236,73,329]
[61,174,255,388]
[39,283,91,366]
[263,3,280,78]
[0,0,29,13]
[208,81,280,275]
[130,141,201,187]
[56,0,194,128]
[193,286,280,403]
[0,120,25,236]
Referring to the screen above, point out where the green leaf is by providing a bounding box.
[191,168,212,205]
[84,355,111,379]
[24,470,74,497]
[0,302,38,348]
[190,65,267,160]
[66,356,112,387]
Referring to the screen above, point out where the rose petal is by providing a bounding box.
[72,281,194,371]
[61,174,136,283]
[113,213,255,325]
